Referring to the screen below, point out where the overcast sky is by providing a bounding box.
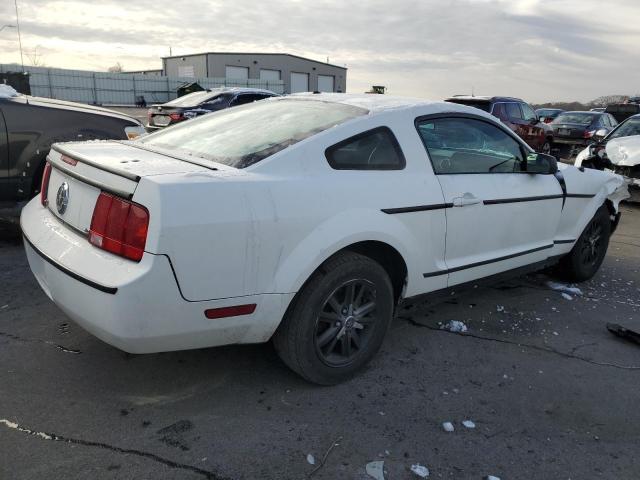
[1,0,639,103]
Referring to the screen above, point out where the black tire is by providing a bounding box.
[541,139,552,155]
[273,251,394,385]
[557,205,611,282]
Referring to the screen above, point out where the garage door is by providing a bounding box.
[225,66,249,79]
[260,69,280,81]
[290,72,309,93]
[317,75,334,92]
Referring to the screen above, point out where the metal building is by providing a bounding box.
[162,52,347,94]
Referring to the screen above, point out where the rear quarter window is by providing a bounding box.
[325,127,405,170]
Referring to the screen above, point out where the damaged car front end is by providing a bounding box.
[575,115,640,202]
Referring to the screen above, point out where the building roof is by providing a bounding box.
[161,52,347,70]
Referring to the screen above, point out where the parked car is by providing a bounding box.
[590,107,606,112]
[21,94,628,384]
[535,108,564,123]
[147,87,278,130]
[0,85,145,221]
[551,111,618,155]
[605,103,640,124]
[445,96,554,154]
[575,114,640,201]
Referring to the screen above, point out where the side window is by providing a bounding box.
[521,103,537,122]
[602,115,610,127]
[491,103,509,122]
[416,117,525,174]
[231,94,259,106]
[326,127,405,170]
[506,103,523,120]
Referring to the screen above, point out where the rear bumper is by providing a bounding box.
[21,198,294,353]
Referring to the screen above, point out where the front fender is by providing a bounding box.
[270,208,420,295]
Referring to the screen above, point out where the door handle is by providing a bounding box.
[452,193,482,207]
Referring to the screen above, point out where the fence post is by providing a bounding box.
[92,72,98,105]
[47,68,53,98]
[132,75,137,106]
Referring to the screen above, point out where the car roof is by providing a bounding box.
[208,87,277,96]
[561,111,599,115]
[445,95,524,103]
[2,94,140,124]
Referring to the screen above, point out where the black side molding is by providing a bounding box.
[382,203,453,214]
[483,194,564,205]
[23,235,118,295]
[423,244,554,278]
[565,193,596,198]
[553,239,576,244]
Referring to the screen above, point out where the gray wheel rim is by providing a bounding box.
[580,219,604,266]
[314,279,377,367]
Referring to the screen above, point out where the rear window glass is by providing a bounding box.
[446,99,491,112]
[164,91,224,107]
[140,99,367,168]
[554,112,597,125]
[326,127,405,170]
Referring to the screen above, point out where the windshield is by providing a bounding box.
[140,99,368,168]
[607,117,640,141]
[163,91,224,107]
[554,112,596,125]
[536,109,561,117]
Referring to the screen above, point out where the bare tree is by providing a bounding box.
[25,46,45,66]
[589,95,629,107]
[107,62,124,73]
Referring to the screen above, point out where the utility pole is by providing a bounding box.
[14,0,24,71]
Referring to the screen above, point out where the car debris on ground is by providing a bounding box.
[607,323,640,346]
[441,320,468,333]
[410,463,430,477]
[462,420,476,429]
[442,421,455,432]
[365,460,385,480]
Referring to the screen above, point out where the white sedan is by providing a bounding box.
[21,94,628,384]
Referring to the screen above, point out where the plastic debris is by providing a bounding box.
[442,421,454,432]
[366,460,385,480]
[307,454,315,465]
[462,420,476,429]
[561,293,573,301]
[496,305,505,312]
[546,281,583,296]
[410,464,430,477]
[441,320,468,333]
[484,476,501,480]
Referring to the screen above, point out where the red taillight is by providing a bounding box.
[204,304,257,320]
[544,118,553,124]
[584,130,595,139]
[40,162,53,206]
[169,113,184,121]
[89,192,149,262]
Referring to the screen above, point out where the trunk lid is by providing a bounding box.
[44,140,215,235]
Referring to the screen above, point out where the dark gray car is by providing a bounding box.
[0,90,144,220]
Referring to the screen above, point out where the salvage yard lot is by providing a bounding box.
[1,205,639,479]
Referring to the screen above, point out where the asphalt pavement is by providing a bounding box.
[1,205,639,479]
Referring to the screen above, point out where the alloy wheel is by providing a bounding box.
[314,279,377,367]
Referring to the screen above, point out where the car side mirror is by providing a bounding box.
[530,117,539,125]
[594,129,608,141]
[526,152,558,174]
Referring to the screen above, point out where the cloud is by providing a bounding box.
[0,0,639,102]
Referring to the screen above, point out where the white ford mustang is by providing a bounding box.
[21,94,628,384]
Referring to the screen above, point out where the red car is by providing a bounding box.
[445,96,554,154]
